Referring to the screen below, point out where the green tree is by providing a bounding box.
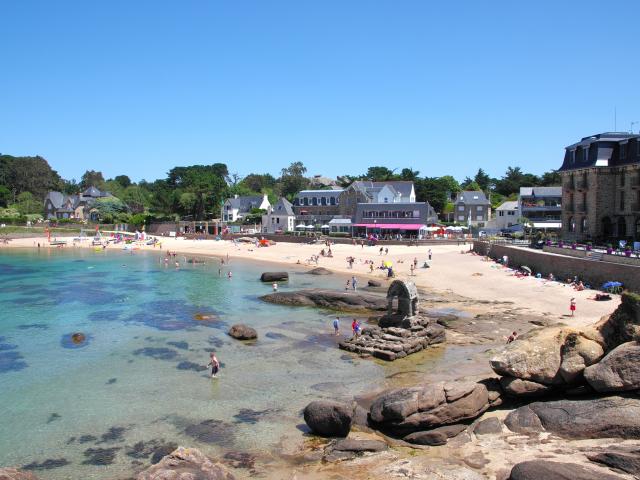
[121,185,151,213]
[540,170,561,186]
[80,170,106,190]
[167,164,229,219]
[400,168,420,181]
[0,185,10,207]
[15,191,40,214]
[0,154,63,201]
[241,173,277,192]
[416,176,460,213]
[278,162,309,200]
[114,175,132,188]
[473,168,493,191]
[92,197,128,222]
[494,167,539,196]
[364,166,397,181]
[460,178,482,191]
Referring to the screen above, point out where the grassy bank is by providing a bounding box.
[0,226,83,237]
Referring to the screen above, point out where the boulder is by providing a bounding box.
[369,381,490,437]
[504,396,640,439]
[260,289,387,312]
[322,438,387,462]
[0,468,39,480]
[367,280,382,287]
[260,272,288,282]
[404,424,467,445]
[473,417,502,436]
[558,332,605,384]
[508,460,621,480]
[227,324,257,340]
[308,267,332,275]
[588,448,640,476]
[594,292,640,350]
[303,400,353,437]
[137,447,235,480]
[584,342,640,392]
[499,376,552,398]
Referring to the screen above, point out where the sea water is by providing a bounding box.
[0,248,401,479]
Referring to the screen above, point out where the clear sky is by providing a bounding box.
[1,1,639,183]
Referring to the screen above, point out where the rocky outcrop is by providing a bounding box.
[0,468,39,480]
[403,424,467,445]
[499,376,552,398]
[367,280,381,287]
[308,267,332,275]
[260,289,387,312]
[587,448,640,476]
[504,396,640,439]
[339,316,445,361]
[369,381,493,440]
[227,324,257,340]
[583,342,640,392]
[323,439,387,462]
[303,400,353,437]
[490,293,640,394]
[260,272,288,282]
[473,417,502,436]
[137,447,235,480]
[508,460,622,480]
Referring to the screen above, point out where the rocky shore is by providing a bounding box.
[300,291,640,479]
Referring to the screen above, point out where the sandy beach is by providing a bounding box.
[2,235,620,330]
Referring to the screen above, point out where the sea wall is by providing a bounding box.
[473,241,640,292]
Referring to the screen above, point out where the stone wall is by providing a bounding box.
[473,241,640,292]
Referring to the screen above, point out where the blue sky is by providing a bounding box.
[1,1,639,183]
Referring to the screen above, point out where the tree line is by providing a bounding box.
[0,153,560,222]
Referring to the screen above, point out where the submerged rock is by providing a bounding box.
[308,267,332,275]
[0,468,40,480]
[303,400,353,437]
[137,446,235,480]
[323,438,387,462]
[260,272,288,282]
[227,324,257,340]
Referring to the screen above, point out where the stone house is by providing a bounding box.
[453,191,491,226]
[338,181,416,217]
[261,198,296,234]
[488,201,519,230]
[519,186,562,231]
[291,189,343,225]
[44,186,113,220]
[559,132,640,242]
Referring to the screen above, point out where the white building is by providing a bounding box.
[222,194,270,222]
[488,201,519,230]
[261,198,296,234]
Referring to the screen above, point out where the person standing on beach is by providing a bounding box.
[351,318,357,338]
[272,282,278,291]
[570,298,576,316]
[207,352,220,378]
[333,316,340,335]
[351,276,358,291]
[428,249,432,261]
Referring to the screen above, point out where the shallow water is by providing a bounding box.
[0,249,464,478]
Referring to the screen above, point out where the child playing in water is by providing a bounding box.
[207,352,220,378]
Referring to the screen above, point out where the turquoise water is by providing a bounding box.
[0,249,390,479]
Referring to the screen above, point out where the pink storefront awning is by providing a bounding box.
[353,223,425,230]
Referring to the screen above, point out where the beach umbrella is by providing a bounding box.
[383,260,393,268]
[320,224,330,229]
[295,224,306,229]
[521,266,532,274]
[305,224,315,229]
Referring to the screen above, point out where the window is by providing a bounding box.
[620,190,625,211]
[568,216,575,232]
[458,206,465,212]
[321,197,327,206]
[384,197,388,203]
[508,211,515,216]
[303,197,308,206]
[476,215,483,221]
[620,170,625,187]
[312,197,318,206]
[584,146,589,162]
[458,215,465,221]
[276,218,280,224]
[499,211,504,217]
[330,197,336,206]
[570,150,576,164]
[581,217,588,233]
[621,143,627,160]
[476,206,483,211]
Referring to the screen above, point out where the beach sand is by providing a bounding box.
[3,235,620,329]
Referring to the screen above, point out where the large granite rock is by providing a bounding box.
[260,289,387,312]
[584,342,640,392]
[504,396,640,439]
[227,324,257,340]
[588,448,640,476]
[303,400,353,437]
[308,267,332,275]
[339,316,445,361]
[323,438,388,462]
[369,381,490,437]
[137,447,234,480]
[499,376,552,398]
[509,460,622,480]
[260,272,288,282]
[403,424,467,445]
[0,469,39,480]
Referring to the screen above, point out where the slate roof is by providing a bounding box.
[44,191,65,208]
[295,189,344,198]
[559,132,640,171]
[519,186,562,197]
[227,195,264,213]
[349,181,414,200]
[496,201,518,211]
[455,191,490,205]
[272,198,295,216]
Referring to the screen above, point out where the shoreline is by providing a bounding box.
[1,234,620,330]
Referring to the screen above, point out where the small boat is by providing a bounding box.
[49,240,67,246]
